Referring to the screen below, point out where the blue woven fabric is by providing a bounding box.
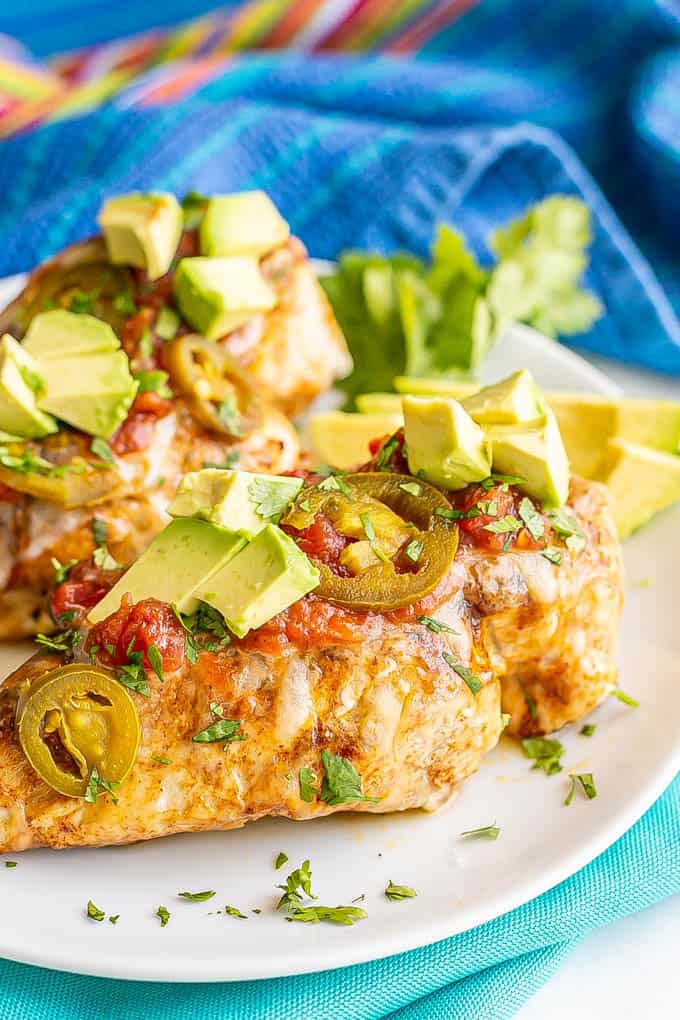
[0,2,679,1016]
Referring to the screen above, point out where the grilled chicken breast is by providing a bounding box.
[0,572,501,851]
[0,224,350,638]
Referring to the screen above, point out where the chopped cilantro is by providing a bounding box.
[399,481,422,496]
[299,766,317,803]
[224,905,248,919]
[117,650,150,696]
[152,754,172,765]
[276,859,315,913]
[35,629,79,653]
[610,688,639,708]
[84,766,120,804]
[319,750,379,806]
[87,900,105,922]
[519,682,538,721]
[193,703,245,747]
[178,890,216,902]
[374,433,401,471]
[69,291,96,315]
[286,905,368,925]
[443,653,483,694]
[91,518,108,547]
[275,852,289,870]
[147,644,164,683]
[156,905,170,927]
[518,497,544,541]
[51,557,77,585]
[580,724,596,737]
[460,823,501,840]
[134,370,172,398]
[109,914,120,925]
[435,506,463,521]
[217,396,241,435]
[138,331,153,359]
[565,772,597,806]
[547,508,586,553]
[317,473,353,500]
[483,515,522,535]
[542,547,562,565]
[521,737,564,776]
[385,881,417,901]
[5,861,17,868]
[417,615,458,635]
[248,477,297,521]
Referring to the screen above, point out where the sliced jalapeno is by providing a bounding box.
[17,663,140,799]
[164,334,262,438]
[0,238,134,338]
[284,473,459,611]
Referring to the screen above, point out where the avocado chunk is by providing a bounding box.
[403,395,491,490]
[169,469,302,532]
[486,409,570,508]
[0,334,57,438]
[174,256,277,340]
[98,192,183,280]
[393,376,478,399]
[23,310,120,360]
[37,350,138,438]
[195,524,320,638]
[596,438,680,539]
[308,410,404,470]
[87,518,246,624]
[355,393,404,415]
[200,191,289,258]
[461,370,546,425]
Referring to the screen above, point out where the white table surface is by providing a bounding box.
[518,352,679,1020]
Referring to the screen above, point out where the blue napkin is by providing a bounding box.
[0,2,678,1016]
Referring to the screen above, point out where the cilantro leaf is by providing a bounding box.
[319,750,379,806]
[156,905,170,927]
[404,539,423,563]
[90,437,114,464]
[610,688,639,708]
[178,890,216,902]
[193,703,245,747]
[417,615,458,634]
[460,823,501,840]
[518,497,544,541]
[385,880,418,901]
[91,517,108,548]
[51,557,77,585]
[224,905,248,919]
[87,900,105,922]
[298,767,317,803]
[521,737,564,776]
[134,370,172,398]
[276,859,315,912]
[547,508,587,552]
[565,772,597,806]
[443,653,484,694]
[117,651,150,697]
[483,515,522,535]
[147,644,164,683]
[275,852,288,870]
[248,477,301,522]
[217,396,241,435]
[84,766,120,804]
[35,628,79,653]
[93,546,119,571]
[285,904,368,925]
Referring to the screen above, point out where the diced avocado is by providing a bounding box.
[355,392,404,415]
[174,256,277,340]
[393,376,478,399]
[87,518,246,624]
[0,334,57,438]
[37,350,138,438]
[307,411,404,470]
[169,469,302,532]
[98,192,183,280]
[199,191,289,258]
[195,524,320,638]
[486,410,570,508]
[596,438,680,539]
[403,395,491,490]
[616,398,680,453]
[23,310,120,360]
[461,370,546,425]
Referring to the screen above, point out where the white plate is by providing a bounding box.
[0,273,678,983]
